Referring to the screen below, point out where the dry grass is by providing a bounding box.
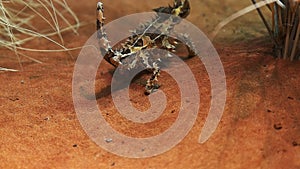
[270,0,299,60]
[212,0,299,61]
[251,0,300,60]
[211,0,285,39]
[0,0,80,70]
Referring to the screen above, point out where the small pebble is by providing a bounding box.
[105,138,113,143]
[9,97,19,101]
[288,96,294,100]
[274,123,283,130]
[73,144,78,147]
[292,141,298,147]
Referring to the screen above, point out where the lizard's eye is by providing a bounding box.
[179,0,190,18]
[136,39,143,46]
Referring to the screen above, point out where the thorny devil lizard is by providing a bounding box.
[96,0,197,95]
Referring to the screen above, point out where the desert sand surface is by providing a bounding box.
[0,0,300,168]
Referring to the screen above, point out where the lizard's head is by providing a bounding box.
[172,0,190,18]
[153,0,190,18]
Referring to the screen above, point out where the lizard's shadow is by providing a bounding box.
[95,70,148,100]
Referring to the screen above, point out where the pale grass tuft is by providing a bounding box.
[0,0,81,71]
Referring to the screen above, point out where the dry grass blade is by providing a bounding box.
[0,66,18,72]
[0,0,80,70]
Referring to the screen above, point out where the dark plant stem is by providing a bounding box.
[251,0,278,47]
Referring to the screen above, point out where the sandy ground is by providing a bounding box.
[1,0,300,168]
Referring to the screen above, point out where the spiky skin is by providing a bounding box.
[96,0,196,95]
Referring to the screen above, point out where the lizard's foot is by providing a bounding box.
[145,83,160,95]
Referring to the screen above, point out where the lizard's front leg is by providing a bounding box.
[145,67,160,95]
